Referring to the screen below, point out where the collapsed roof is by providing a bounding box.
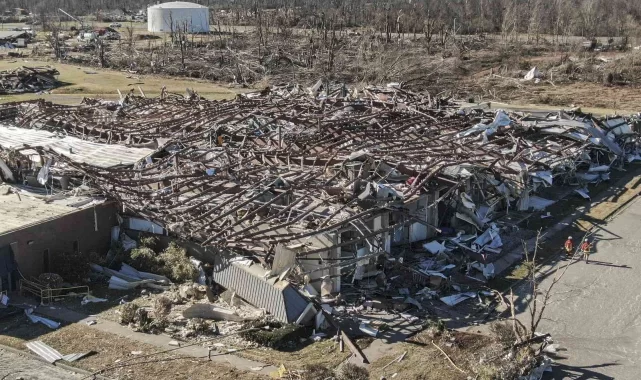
[0,84,638,259]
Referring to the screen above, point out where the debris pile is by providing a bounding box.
[0,66,59,94]
[0,83,639,354]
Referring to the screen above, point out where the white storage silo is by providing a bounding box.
[148,2,210,33]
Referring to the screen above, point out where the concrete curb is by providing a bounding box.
[0,342,112,380]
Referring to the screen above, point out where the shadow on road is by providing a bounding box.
[547,362,619,380]
[584,260,631,269]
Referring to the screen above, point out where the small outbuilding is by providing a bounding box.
[147,2,210,33]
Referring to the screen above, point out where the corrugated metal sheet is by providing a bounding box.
[26,341,63,363]
[61,352,91,362]
[0,125,153,168]
[211,254,308,323]
[25,341,90,363]
[0,31,28,40]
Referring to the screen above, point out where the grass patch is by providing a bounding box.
[237,337,353,370]
[0,59,239,104]
[368,330,492,380]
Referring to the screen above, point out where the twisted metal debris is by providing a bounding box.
[0,84,639,262]
[0,66,59,95]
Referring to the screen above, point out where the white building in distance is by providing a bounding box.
[147,2,210,33]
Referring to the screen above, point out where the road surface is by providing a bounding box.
[517,196,641,379]
[0,347,84,379]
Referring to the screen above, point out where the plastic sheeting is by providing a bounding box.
[81,295,107,305]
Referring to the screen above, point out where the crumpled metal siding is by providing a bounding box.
[0,125,153,168]
[211,256,307,323]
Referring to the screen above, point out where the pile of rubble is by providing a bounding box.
[0,83,639,358]
[0,66,59,95]
[89,258,285,350]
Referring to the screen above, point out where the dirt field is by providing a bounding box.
[237,338,352,370]
[367,330,495,380]
[0,318,264,380]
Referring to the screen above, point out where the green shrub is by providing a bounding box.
[129,247,162,273]
[239,321,309,349]
[158,242,198,283]
[120,303,140,324]
[139,234,160,250]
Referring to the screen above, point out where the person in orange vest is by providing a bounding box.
[564,236,574,257]
[581,238,592,263]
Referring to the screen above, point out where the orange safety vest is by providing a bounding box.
[581,242,590,252]
[564,240,574,253]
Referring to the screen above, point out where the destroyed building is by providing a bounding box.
[0,30,31,47]
[0,84,638,322]
[0,66,59,95]
[0,122,155,288]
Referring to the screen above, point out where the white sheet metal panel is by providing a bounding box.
[26,341,90,363]
[26,341,63,363]
[0,124,153,168]
[126,217,166,234]
[61,352,91,362]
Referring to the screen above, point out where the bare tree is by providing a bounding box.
[502,229,591,344]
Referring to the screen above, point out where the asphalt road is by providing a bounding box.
[518,196,641,379]
[0,347,84,379]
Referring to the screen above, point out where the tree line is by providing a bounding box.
[4,0,641,40]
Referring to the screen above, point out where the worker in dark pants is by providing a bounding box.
[564,236,574,258]
[581,238,592,263]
